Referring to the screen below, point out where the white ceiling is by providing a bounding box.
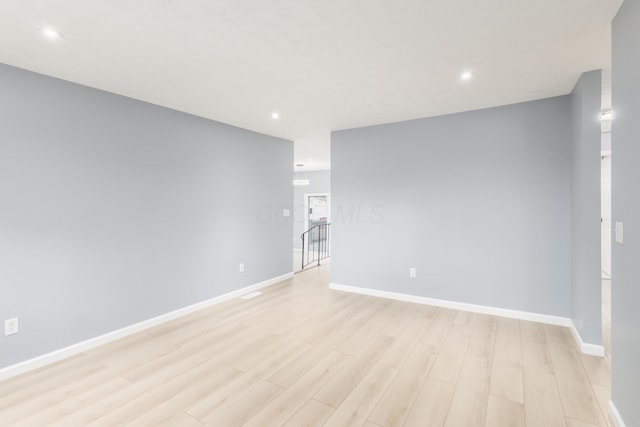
[0,1,622,171]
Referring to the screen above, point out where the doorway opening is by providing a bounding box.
[293,193,331,272]
[304,193,330,232]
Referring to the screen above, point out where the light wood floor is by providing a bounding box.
[0,266,613,426]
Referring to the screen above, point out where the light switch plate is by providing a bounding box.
[616,222,624,244]
[283,209,290,217]
[5,318,19,336]
[239,263,245,273]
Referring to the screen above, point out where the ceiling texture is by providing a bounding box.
[0,0,623,170]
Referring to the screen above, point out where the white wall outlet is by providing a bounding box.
[5,318,19,336]
[239,263,245,273]
[616,221,624,244]
[409,267,416,278]
[283,209,290,217]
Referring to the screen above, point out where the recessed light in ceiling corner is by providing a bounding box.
[41,26,64,40]
[271,112,279,120]
[460,71,474,82]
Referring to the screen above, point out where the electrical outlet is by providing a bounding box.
[239,263,245,273]
[409,267,416,278]
[5,318,19,336]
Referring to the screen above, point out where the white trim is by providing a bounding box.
[338,280,567,318]
[329,283,605,355]
[608,400,626,427]
[0,272,293,382]
[569,321,606,357]
[329,283,571,326]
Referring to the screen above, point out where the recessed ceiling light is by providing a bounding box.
[460,71,473,81]
[41,27,63,40]
[272,112,279,119]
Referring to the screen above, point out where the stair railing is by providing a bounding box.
[301,223,331,269]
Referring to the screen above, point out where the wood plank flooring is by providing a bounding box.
[0,266,613,426]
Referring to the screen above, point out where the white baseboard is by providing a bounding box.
[329,283,572,326]
[329,283,604,356]
[608,400,626,427]
[569,321,606,357]
[0,272,293,382]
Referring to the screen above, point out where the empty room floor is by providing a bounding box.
[0,266,612,426]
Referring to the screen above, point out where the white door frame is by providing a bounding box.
[601,154,612,279]
[304,193,331,232]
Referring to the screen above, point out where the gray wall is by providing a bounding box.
[0,64,293,369]
[612,1,640,423]
[570,70,603,345]
[293,170,331,250]
[331,97,572,317]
